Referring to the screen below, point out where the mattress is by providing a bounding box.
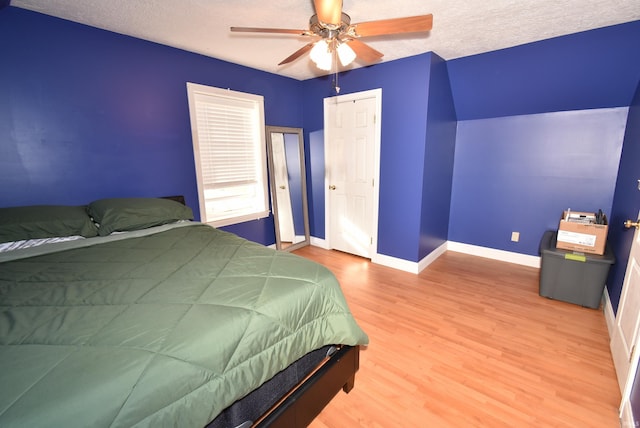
[0,222,368,427]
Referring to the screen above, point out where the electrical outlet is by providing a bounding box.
[511,232,520,242]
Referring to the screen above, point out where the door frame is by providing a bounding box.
[323,88,382,258]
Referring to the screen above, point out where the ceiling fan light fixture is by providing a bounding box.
[231,6,434,72]
[337,41,356,66]
[310,40,332,71]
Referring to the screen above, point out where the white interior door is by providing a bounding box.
[611,210,640,418]
[324,90,381,259]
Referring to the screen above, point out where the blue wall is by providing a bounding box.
[450,109,626,255]
[302,53,456,262]
[301,20,639,265]
[446,20,640,258]
[448,21,640,120]
[302,56,433,261]
[0,7,303,245]
[419,54,457,259]
[608,80,640,312]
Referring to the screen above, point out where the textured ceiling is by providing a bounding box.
[11,0,640,81]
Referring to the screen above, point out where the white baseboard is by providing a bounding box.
[446,241,541,268]
[603,285,616,340]
[311,236,617,353]
[312,237,448,274]
[308,241,426,274]
[371,252,421,274]
[371,243,446,273]
[310,236,329,249]
[417,241,449,272]
[312,238,540,272]
[444,242,617,342]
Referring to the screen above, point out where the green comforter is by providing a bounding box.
[0,223,368,427]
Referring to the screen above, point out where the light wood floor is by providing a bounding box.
[292,246,621,428]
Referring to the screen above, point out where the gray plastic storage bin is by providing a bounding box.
[539,231,615,309]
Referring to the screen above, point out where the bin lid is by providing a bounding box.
[539,230,615,264]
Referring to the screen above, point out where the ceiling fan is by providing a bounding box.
[230,0,433,71]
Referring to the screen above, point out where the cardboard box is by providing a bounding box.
[556,210,608,255]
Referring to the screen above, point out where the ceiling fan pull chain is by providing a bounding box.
[332,46,340,94]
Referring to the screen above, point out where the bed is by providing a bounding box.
[0,197,368,427]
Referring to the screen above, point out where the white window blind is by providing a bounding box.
[187,83,269,227]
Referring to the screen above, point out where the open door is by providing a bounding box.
[324,89,381,259]
[611,211,640,424]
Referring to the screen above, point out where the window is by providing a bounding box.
[186,83,269,227]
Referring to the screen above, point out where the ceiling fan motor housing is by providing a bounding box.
[310,12,352,40]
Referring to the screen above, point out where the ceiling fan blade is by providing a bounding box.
[353,14,433,37]
[346,39,384,64]
[231,27,309,36]
[278,42,315,65]
[314,0,343,25]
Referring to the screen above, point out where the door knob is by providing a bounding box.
[279,185,285,189]
[624,219,640,230]
[329,185,336,190]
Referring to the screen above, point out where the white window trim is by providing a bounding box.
[186,82,269,227]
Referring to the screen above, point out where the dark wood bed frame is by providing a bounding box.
[161,196,362,427]
[255,345,360,427]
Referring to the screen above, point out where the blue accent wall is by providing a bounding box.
[444,20,640,398]
[302,55,432,261]
[448,20,640,119]
[449,109,626,256]
[446,20,640,311]
[608,80,640,312]
[419,54,457,259]
[302,53,456,262]
[0,7,303,245]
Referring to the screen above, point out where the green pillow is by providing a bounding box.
[87,198,194,236]
[0,205,98,243]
